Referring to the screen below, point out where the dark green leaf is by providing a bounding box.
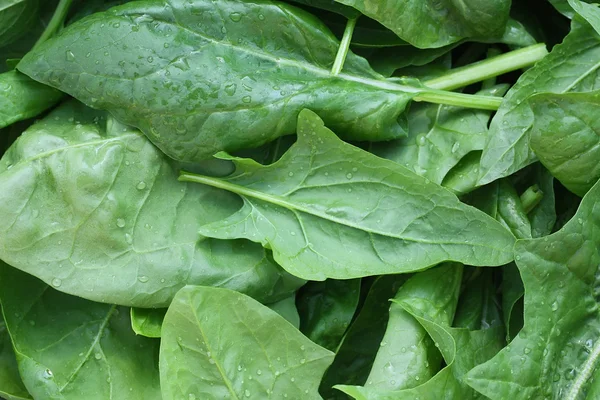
[333,0,511,48]
[467,178,600,400]
[530,90,600,196]
[159,285,334,399]
[0,0,39,48]
[181,110,516,280]
[0,70,63,129]
[19,0,415,162]
[297,279,360,352]
[0,101,303,307]
[0,262,161,400]
[0,313,30,400]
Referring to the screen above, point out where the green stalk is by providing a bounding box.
[414,90,502,111]
[424,44,548,91]
[331,17,359,76]
[520,185,544,214]
[32,0,74,51]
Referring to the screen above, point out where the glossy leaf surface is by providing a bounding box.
[182,110,515,280]
[467,179,600,399]
[159,285,334,399]
[0,101,301,307]
[0,263,162,400]
[19,0,414,162]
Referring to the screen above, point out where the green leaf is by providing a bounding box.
[159,285,334,399]
[530,90,600,196]
[364,264,462,392]
[371,85,507,185]
[287,0,359,18]
[478,19,600,185]
[454,269,502,331]
[0,70,63,129]
[267,295,301,328]
[0,262,161,400]
[320,275,407,399]
[181,110,515,281]
[567,0,600,34]
[297,279,360,351]
[467,178,600,400]
[0,314,31,400]
[18,0,416,162]
[521,164,556,238]
[0,100,303,307]
[130,308,166,338]
[0,0,39,48]
[333,0,511,48]
[336,264,504,399]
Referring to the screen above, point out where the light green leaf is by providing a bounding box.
[467,178,600,399]
[18,0,416,162]
[0,262,161,400]
[568,0,600,34]
[297,279,360,352]
[130,308,166,338]
[333,0,510,48]
[159,285,334,400]
[364,264,462,392]
[530,90,600,196]
[0,70,62,129]
[181,110,515,281]
[478,19,600,185]
[0,101,303,307]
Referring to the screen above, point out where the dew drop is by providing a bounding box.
[242,95,252,103]
[257,369,262,375]
[51,278,62,287]
[300,345,305,351]
[224,83,237,96]
[147,56,154,63]
[43,369,53,379]
[524,347,531,354]
[346,173,353,179]
[288,171,294,177]
[300,358,306,364]
[95,352,102,360]
[208,358,216,364]
[416,134,427,146]
[244,390,250,397]
[116,218,126,228]
[137,181,147,190]
[551,301,558,311]
[138,275,149,283]
[230,12,243,22]
[66,50,76,61]
[451,142,460,153]
[188,394,196,400]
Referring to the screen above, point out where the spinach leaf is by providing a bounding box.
[337,264,505,399]
[567,0,600,32]
[130,308,166,338]
[0,0,39,48]
[0,262,162,400]
[287,0,359,18]
[0,312,31,400]
[159,285,334,399]
[467,178,600,400]
[529,90,600,196]
[334,0,511,48]
[478,18,600,185]
[364,264,463,392]
[297,279,361,351]
[267,295,301,328]
[18,0,417,162]
[181,110,515,280]
[0,70,63,129]
[320,275,407,399]
[0,101,303,307]
[371,85,507,185]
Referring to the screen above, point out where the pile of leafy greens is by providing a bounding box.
[2,0,600,398]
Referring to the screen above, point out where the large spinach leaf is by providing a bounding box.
[529,90,600,196]
[0,262,162,400]
[181,110,516,280]
[159,285,334,399]
[18,0,418,162]
[333,0,511,49]
[467,178,600,399]
[0,0,39,48]
[478,18,600,185]
[0,101,302,307]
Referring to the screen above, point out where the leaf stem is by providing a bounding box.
[413,90,502,111]
[331,17,359,76]
[424,44,548,91]
[520,185,544,214]
[32,0,74,51]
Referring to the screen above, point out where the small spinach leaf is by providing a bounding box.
[159,285,334,399]
[130,308,166,338]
